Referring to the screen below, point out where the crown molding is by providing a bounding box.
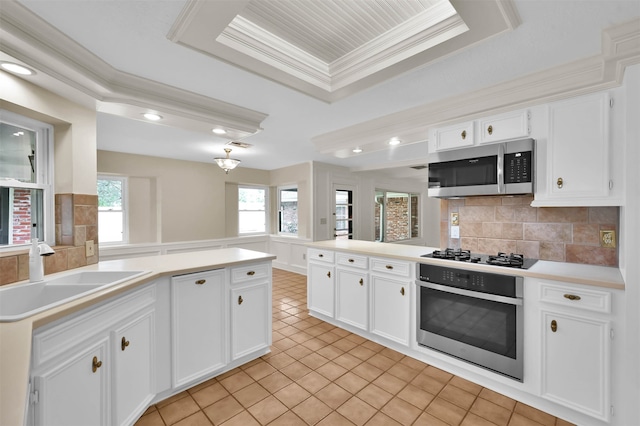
[0,0,267,139]
[312,18,640,156]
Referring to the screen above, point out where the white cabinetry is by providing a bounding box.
[308,249,335,317]
[171,269,226,387]
[230,262,271,360]
[429,109,529,152]
[335,253,368,331]
[369,258,411,346]
[534,279,614,422]
[30,285,156,426]
[533,91,623,206]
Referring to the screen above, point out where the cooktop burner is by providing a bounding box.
[421,249,537,269]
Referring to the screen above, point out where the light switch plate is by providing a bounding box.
[85,240,95,257]
[451,225,460,239]
[600,230,616,248]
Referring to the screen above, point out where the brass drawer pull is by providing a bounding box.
[557,177,563,188]
[400,287,405,296]
[551,320,557,333]
[327,271,331,278]
[92,356,102,373]
[563,294,581,301]
[318,254,324,258]
[461,130,466,140]
[247,271,255,276]
[238,295,243,305]
[121,336,130,351]
[359,278,363,286]
[348,259,354,263]
[385,265,393,270]
[195,279,206,285]
[487,124,493,135]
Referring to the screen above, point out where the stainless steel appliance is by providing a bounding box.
[428,138,534,198]
[416,262,524,381]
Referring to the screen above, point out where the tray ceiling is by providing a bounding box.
[169,0,519,102]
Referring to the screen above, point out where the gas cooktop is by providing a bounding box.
[421,248,538,269]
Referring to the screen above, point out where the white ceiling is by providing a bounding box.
[3,0,640,179]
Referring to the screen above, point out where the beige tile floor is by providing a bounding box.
[135,269,574,426]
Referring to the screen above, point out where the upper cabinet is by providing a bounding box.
[532,90,624,206]
[429,109,530,152]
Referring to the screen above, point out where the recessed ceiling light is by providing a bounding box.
[1,62,35,76]
[143,113,163,121]
[352,148,363,153]
[389,137,401,146]
[212,128,227,135]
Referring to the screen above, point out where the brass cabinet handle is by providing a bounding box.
[400,287,405,296]
[247,271,255,276]
[487,125,493,135]
[348,259,354,263]
[121,336,130,351]
[359,278,363,286]
[92,356,102,373]
[238,295,243,305]
[385,265,393,270]
[327,271,331,278]
[461,130,466,140]
[195,279,206,285]
[563,294,581,301]
[318,254,324,258]
[557,177,563,188]
[551,320,558,333]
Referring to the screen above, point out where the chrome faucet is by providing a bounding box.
[29,238,55,282]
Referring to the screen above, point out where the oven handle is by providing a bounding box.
[417,281,522,306]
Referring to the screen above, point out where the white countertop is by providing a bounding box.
[307,240,625,290]
[0,248,276,426]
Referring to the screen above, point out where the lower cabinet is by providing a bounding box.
[370,274,410,346]
[231,283,270,359]
[308,262,335,317]
[335,268,368,331]
[30,285,156,426]
[171,269,226,387]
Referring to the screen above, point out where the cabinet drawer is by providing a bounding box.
[231,262,270,284]
[33,284,156,368]
[308,248,335,263]
[336,253,368,269]
[539,281,611,314]
[370,258,412,277]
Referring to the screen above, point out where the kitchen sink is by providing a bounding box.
[0,270,150,322]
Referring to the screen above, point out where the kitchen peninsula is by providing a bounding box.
[306,239,624,426]
[0,248,276,426]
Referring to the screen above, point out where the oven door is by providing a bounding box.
[416,281,523,381]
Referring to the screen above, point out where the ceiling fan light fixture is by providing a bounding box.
[214,148,241,174]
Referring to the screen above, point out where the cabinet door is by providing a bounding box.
[34,337,110,426]
[432,121,475,151]
[231,283,270,360]
[335,269,368,331]
[548,92,610,200]
[370,275,410,346]
[112,309,155,426]
[479,110,530,144]
[541,310,610,421]
[308,262,335,317]
[171,270,226,387]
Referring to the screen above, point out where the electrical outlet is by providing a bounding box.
[451,212,460,226]
[600,230,616,248]
[85,240,95,257]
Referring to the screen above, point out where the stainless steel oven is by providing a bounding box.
[416,263,524,381]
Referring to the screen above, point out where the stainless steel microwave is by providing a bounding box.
[428,138,534,198]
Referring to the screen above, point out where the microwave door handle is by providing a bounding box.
[497,143,505,194]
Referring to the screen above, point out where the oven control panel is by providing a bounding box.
[419,263,519,298]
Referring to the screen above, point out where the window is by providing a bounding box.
[0,110,53,249]
[375,190,419,242]
[335,189,353,240]
[239,186,267,234]
[98,176,127,243]
[278,186,298,235]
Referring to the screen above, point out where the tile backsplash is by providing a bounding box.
[440,196,618,267]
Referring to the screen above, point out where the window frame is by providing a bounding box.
[0,110,54,252]
[97,175,128,245]
[238,185,268,235]
[374,189,420,243]
[277,185,298,236]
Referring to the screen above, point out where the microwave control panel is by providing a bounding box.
[504,151,532,183]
